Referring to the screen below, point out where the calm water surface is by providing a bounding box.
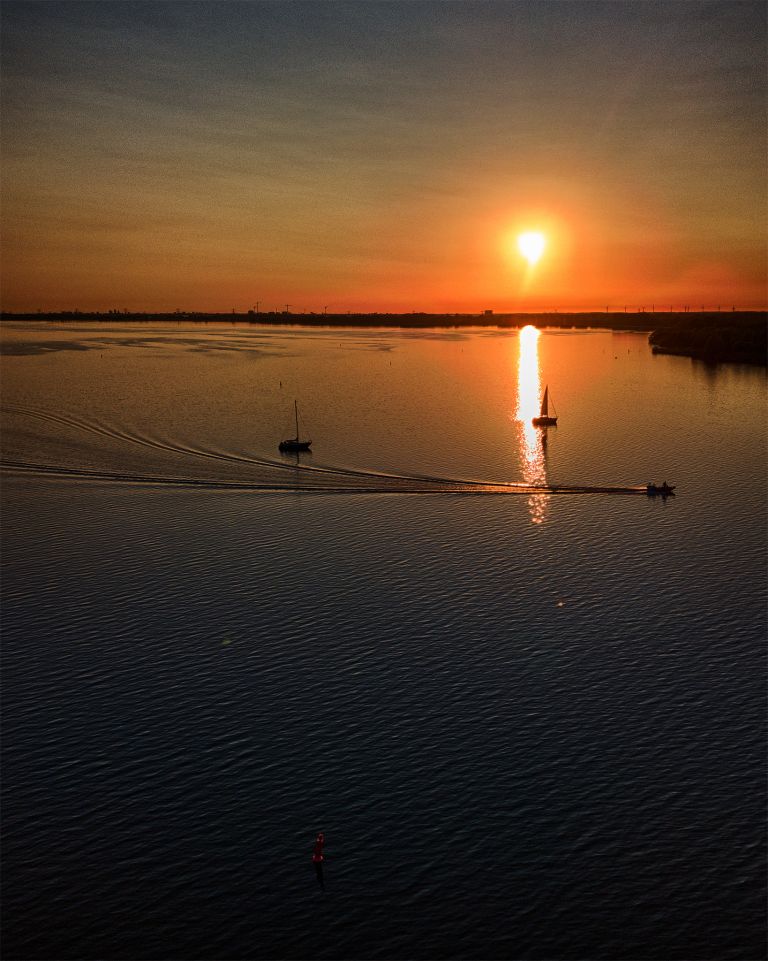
[2,322,766,960]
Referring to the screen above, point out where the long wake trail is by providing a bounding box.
[1,405,649,495]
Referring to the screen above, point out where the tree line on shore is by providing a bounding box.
[2,309,765,364]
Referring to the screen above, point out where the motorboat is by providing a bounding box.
[646,482,676,496]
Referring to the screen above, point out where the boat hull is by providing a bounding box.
[279,439,312,452]
[646,484,675,496]
[532,416,558,426]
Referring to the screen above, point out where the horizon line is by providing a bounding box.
[2,306,767,317]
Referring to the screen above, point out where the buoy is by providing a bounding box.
[312,832,324,863]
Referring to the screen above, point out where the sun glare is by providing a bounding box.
[515,325,548,524]
[517,231,546,266]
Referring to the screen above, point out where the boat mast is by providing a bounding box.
[294,400,299,440]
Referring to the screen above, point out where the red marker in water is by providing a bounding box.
[312,832,324,862]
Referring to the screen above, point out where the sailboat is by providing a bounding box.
[279,400,312,452]
[532,386,558,427]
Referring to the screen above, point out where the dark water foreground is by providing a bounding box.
[3,482,765,961]
[2,324,765,960]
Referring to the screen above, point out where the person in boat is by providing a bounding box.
[647,481,675,494]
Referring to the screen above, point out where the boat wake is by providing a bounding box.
[1,404,649,496]
[0,458,648,497]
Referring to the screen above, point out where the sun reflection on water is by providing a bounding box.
[516,326,548,524]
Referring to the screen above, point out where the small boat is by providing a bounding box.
[532,386,558,427]
[279,400,312,452]
[646,482,676,496]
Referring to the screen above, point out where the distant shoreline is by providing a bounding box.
[2,310,765,365]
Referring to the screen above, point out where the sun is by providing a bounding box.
[517,231,546,266]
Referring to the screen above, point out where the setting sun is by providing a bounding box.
[518,232,547,266]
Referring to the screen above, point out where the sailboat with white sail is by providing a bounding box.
[532,386,558,427]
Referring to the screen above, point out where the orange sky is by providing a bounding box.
[2,2,766,312]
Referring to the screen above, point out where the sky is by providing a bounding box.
[1,0,766,313]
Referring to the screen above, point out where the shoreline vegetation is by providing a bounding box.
[1,310,765,365]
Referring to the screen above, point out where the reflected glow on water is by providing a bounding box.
[516,325,548,523]
[1,321,766,961]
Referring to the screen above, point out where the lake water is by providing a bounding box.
[2,322,765,960]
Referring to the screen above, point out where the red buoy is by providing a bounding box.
[312,832,324,862]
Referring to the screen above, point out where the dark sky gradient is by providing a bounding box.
[2,1,765,311]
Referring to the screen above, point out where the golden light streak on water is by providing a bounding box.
[516,325,548,524]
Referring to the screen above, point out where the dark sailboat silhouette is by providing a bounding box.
[532,386,558,427]
[279,400,311,452]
